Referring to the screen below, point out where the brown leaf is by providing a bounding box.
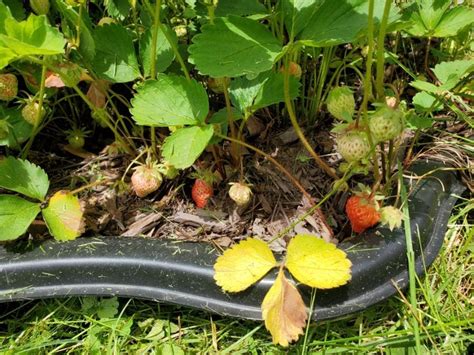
[87,80,109,108]
[261,268,308,347]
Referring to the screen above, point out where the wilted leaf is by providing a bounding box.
[0,156,49,201]
[42,190,84,241]
[214,238,278,292]
[0,195,40,241]
[261,268,307,347]
[86,80,109,109]
[285,234,352,289]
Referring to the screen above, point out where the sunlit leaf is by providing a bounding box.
[214,238,278,292]
[261,268,307,347]
[130,75,208,127]
[0,156,49,201]
[188,16,282,78]
[285,234,352,289]
[0,14,65,57]
[42,190,84,241]
[139,25,176,76]
[0,195,40,241]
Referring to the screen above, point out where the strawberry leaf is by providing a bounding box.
[0,195,40,241]
[261,268,307,347]
[161,125,214,169]
[0,14,65,58]
[42,191,84,241]
[139,25,177,76]
[92,24,140,83]
[130,75,209,127]
[188,16,282,78]
[285,234,352,289]
[0,156,49,201]
[0,106,33,148]
[214,238,277,293]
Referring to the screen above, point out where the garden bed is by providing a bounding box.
[0,160,465,321]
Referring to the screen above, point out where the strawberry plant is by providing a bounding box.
[0,157,84,241]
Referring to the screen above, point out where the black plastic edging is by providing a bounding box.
[0,161,466,320]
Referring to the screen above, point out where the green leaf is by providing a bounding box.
[130,75,209,127]
[92,24,140,83]
[105,0,130,20]
[298,0,399,47]
[404,1,474,38]
[54,0,95,62]
[2,0,25,21]
[208,107,243,145]
[0,156,49,201]
[0,195,40,241]
[139,25,176,76]
[410,80,443,94]
[281,0,323,39]
[162,125,214,169]
[188,16,282,78]
[97,297,119,319]
[42,190,84,241]
[0,48,16,69]
[215,0,267,16]
[432,60,474,86]
[412,92,443,112]
[229,71,299,113]
[0,14,65,57]
[0,2,13,32]
[405,111,432,130]
[252,72,300,110]
[0,106,33,148]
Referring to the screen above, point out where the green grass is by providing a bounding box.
[0,201,472,354]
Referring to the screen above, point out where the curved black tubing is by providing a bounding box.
[0,161,465,320]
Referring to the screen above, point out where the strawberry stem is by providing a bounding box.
[216,133,312,201]
[282,53,339,180]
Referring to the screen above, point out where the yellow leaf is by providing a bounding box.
[42,190,85,241]
[285,234,352,289]
[214,238,277,292]
[261,268,307,347]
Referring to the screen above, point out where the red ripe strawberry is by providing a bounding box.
[192,179,213,208]
[131,165,163,198]
[345,194,380,233]
[0,74,18,102]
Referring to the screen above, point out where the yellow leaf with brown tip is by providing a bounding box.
[261,268,307,347]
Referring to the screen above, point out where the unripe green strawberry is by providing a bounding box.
[229,182,252,206]
[0,119,9,139]
[66,128,88,149]
[131,165,163,198]
[30,0,50,15]
[0,74,18,101]
[369,106,404,143]
[326,86,355,121]
[336,130,371,162]
[22,100,45,126]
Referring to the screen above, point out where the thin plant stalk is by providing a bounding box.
[283,55,338,180]
[216,133,312,200]
[399,164,422,353]
[375,0,392,101]
[21,62,47,159]
[149,0,163,156]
